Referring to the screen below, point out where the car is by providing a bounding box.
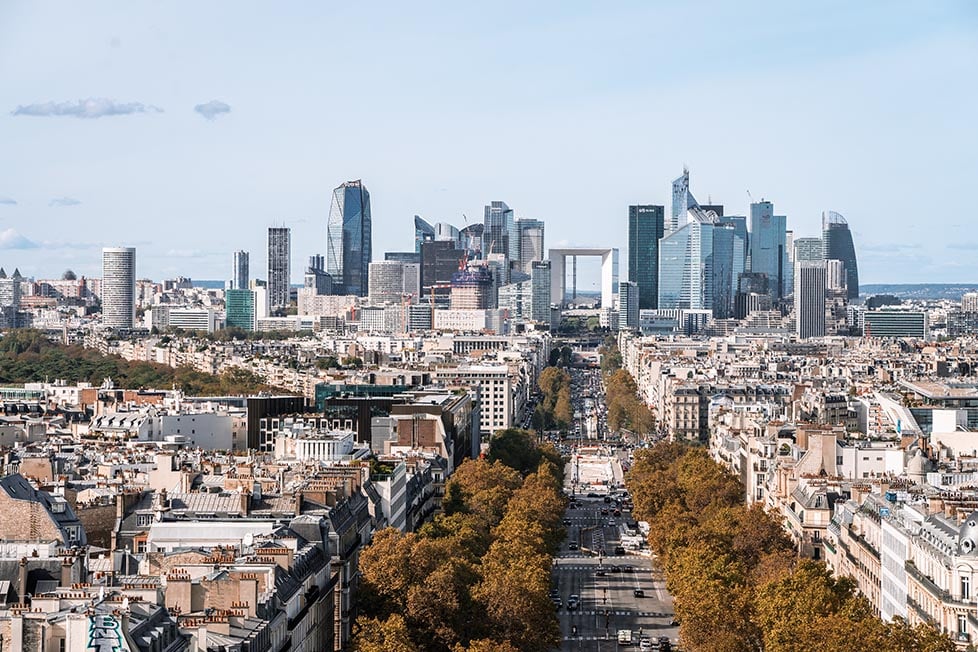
[600,508,609,515]
[567,594,580,610]
[633,588,645,597]
[587,492,599,498]
[639,637,654,651]
[615,546,626,555]
[562,518,572,525]
[621,564,634,573]
[609,565,621,573]
[595,568,607,576]
[604,496,612,503]
[568,542,578,551]
[552,597,562,609]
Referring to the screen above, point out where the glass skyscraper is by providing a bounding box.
[414,215,435,253]
[658,219,714,312]
[627,205,665,309]
[516,218,545,274]
[327,179,372,296]
[484,201,517,262]
[749,201,789,302]
[822,211,859,300]
[670,168,698,236]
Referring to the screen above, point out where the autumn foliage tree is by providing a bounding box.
[355,439,566,651]
[626,444,954,652]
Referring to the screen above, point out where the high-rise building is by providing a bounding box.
[826,259,847,294]
[627,205,665,309]
[304,255,332,295]
[450,265,494,310]
[618,281,640,329]
[669,168,698,236]
[658,218,713,312]
[460,223,484,258]
[414,215,435,253]
[385,251,421,264]
[516,218,545,274]
[483,201,516,262]
[795,261,827,339]
[822,211,859,300]
[402,263,420,298]
[711,223,737,319]
[327,179,372,296]
[369,261,408,304]
[225,288,256,331]
[962,292,978,312]
[232,250,249,290]
[749,201,788,302]
[267,227,291,309]
[794,237,823,263]
[101,247,136,329]
[421,240,466,300]
[529,260,551,323]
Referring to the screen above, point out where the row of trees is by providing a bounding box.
[0,329,274,395]
[604,368,654,436]
[533,366,573,431]
[626,443,954,652]
[355,432,567,651]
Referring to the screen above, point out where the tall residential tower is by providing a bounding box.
[102,247,136,329]
[267,227,291,309]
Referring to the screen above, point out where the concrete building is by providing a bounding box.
[267,226,291,310]
[232,249,249,290]
[101,247,136,329]
[795,261,827,339]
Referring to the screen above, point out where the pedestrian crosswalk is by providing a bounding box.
[555,564,642,571]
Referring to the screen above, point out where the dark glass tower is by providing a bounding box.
[822,211,859,300]
[414,215,435,254]
[627,205,665,309]
[327,180,372,296]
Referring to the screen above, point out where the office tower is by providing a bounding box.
[460,223,484,258]
[434,222,462,247]
[529,260,552,323]
[658,218,713,312]
[516,218,545,274]
[795,261,827,339]
[450,265,493,310]
[627,205,665,309]
[225,289,256,331]
[711,223,737,319]
[304,255,333,295]
[864,310,929,339]
[963,292,978,312]
[267,227,291,309]
[794,238,823,263]
[327,179,372,296]
[822,211,859,300]
[402,263,420,298]
[232,250,249,290]
[618,281,640,329]
[101,247,136,329]
[414,215,435,253]
[369,261,407,304]
[826,259,847,293]
[669,168,699,236]
[421,240,466,299]
[749,201,788,301]
[0,269,22,329]
[483,201,517,262]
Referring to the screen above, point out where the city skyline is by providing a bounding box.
[1,2,975,283]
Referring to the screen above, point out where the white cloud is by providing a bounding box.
[194,100,231,120]
[0,229,38,249]
[49,197,81,207]
[0,197,16,205]
[12,98,162,119]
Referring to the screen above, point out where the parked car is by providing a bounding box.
[633,588,645,597]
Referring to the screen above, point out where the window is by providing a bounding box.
[137,514,153,527]
[963,576,971,601]
[959,614,968,635]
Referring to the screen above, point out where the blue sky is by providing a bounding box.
[0,1,976,284]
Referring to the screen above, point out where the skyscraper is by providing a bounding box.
[414,215,435,253]
[327,179,372,296]
[304,255,332,295]
[795,261,827,339]
[627,205,665,309]
[529,260,551,323]
[822,211,859,300]
[368,261,407,304]
[658,218,714,312]
[232,250,249,290]
[267,227,291,309]
[516,218,545,274]
[711,223,737,318]
[749,201,789,301]
[670,168,699,236]
[102,247,136,329]
[483,201,516,262]
[794,237,823,263]
[618,281,640,329]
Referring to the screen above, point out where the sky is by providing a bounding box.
[0,1,976,286]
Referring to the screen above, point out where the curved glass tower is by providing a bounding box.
[822,211,859,300]
[327,180,372,296]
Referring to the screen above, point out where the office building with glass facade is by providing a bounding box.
[225,288,256,331]
[327,179,372,296]
[823,211,859,300]
[627,204,665,309]
[484,201,517,262]
[749,201,789,302]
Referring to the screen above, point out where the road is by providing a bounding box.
[554,493,677,650]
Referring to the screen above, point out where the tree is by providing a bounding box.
[355,614,419,652]
[554,387,573,429]
[487,429,541,476]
